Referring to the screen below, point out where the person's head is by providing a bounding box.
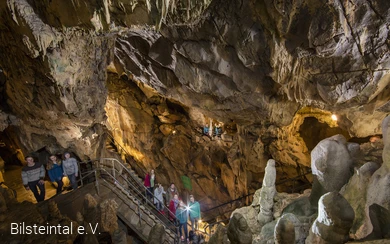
[179,200,185,208]
[49,155,58,162]
[170,183,175,189]
[189,195,195,203]
[151,169,154,174]
[64,152,71,158]
[25,156,34,165]
[174,194,179,200]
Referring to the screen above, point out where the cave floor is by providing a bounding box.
[2,165,70,203]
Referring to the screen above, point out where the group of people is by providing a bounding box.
[143,170,202,243]
[203,124,223,138]
[21,152,79,202]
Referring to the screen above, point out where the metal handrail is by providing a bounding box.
[204,218,230,236]
[98,158,178,224]
[105,133,148,177]
[104,135,204,238]
[94,158,181,241]
[104,135,210,235]
[202,169,312,222]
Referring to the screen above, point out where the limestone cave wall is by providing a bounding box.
[0,0,388,213]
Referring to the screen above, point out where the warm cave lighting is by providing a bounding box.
[198,219,202,224]
[331,114,337,121]
[172,130,177,135]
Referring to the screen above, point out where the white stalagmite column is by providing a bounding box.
[257,159,276,227]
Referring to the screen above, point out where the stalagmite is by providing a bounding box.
[257,159,276,227]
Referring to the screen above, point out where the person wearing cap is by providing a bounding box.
[21,156,46,202]
[189,195,201,231]
[62,152,78,190]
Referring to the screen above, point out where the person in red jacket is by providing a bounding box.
[144,169,155,201]
[168,193,180,222]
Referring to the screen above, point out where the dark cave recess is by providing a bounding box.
[299,117,381,151]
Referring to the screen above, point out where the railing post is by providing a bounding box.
[79,162,84,187]
[95,170,100,196]
[112,159,115,179]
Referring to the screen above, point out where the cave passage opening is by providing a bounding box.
[299,116,350,151]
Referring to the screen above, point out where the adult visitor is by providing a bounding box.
[21,156,45,202]
[62,152,78,190]
[46,154,64,194]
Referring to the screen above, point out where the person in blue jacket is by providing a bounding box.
[176,201,189,242]
[189,195,201,231]
[46,155,64,194]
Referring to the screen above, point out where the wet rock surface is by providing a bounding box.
[0,1,389,242]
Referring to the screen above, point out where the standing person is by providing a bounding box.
[143,170,154,201]
[168,193,180,222]
[150,169,156,200]
[154,183,165,213]
[166,183,179,206]
[189,195,201,231]
[62,152,78,190]
[176,201,189,243]
[46,154,64,194]
[21,156,46,202]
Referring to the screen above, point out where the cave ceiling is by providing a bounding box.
[0,0,389,206]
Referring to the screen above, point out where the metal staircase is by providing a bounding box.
[79,158,180,243]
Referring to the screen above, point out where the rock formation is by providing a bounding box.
[227,212,253,244]
[258,159,277,227]
[306,192,355,244]
[0,0,388,213]
[208,224,229,244]
[147,223,166,244]
[362,115,390,238]
[340,161,380,239]
[0,187,7,221]
[275,213,306,244]
[0,0,389,242]
[310,134,354,206]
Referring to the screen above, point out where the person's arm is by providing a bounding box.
[197,202,201,218]
[39,165,45,184]
[62,161,67,176]
[21,170,29,190]
[72,158,78,176]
